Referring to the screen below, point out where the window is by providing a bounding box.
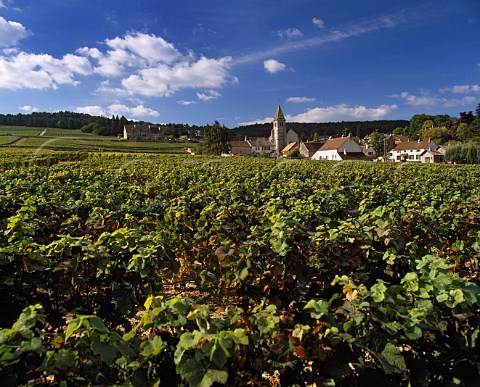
[396,156,401,160]
[409,155,414,160]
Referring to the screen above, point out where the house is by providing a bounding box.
[248,137,276,156]
[362,144,376,157]
[229,140,252,156]
[390,139,437,162]
[299,141,323,158]
[421,150,444,163]
[311,135,365,161]
[123,124,162,141]
[281,142,299,156]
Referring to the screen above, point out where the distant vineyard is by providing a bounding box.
[0,153,479,386]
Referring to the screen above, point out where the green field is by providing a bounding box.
[0,136,20,145]
[0,126,196,154]
[0,126,42,136]
[0,153,479,386]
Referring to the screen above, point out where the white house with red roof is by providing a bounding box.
[311,135,365,161]
[390,139,439,162]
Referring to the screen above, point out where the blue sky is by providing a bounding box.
[0,0,479,127]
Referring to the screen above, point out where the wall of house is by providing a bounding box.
[311,149,340,160]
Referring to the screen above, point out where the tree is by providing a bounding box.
[420,126,451,145]
[365,131,384,154]
[201,121,231,155]
[405,114,434,139]
[459,111,475,125]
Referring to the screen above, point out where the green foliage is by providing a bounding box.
[201,121,231,155]
[0,153,480,385]
[445,143,480,164]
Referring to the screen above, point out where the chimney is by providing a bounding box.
[344,148,347,155]
[244,136,247,141]
[417,138,421,143]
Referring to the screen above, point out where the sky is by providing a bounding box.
[0,0,479,128]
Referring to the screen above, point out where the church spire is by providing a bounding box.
[272,105,287,156]
[274,105,285,122]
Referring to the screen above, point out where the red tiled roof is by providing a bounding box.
[229,141,251,149]
[248,138,274,147]
[282,142,298,153]
[302,141,324,151]
[319,137,350,151]
[393,141,431,151]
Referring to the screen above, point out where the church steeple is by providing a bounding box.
[272,105,287,156]
[274,105,285,122]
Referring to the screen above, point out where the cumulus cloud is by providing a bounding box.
[75,103,159,119]
[390,91,476,107]
[19,105,38,112]
[312,18,325,28]
[0,17,30,47]
[75,105,106,116]
[389,92,438,107]
[0,51,92,90]
[240,104,397,125]
[274,28,303,38]
[197,90,221,102]
[121,56,234,97]
[286,96,315,103]
[263,59,286,74]
[439,84,480,94]
[78,32,182,77]
[287,104,397,122]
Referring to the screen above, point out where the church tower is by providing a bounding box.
[272,105,287,156]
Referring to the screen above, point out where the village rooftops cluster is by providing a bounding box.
[228,106,446,163]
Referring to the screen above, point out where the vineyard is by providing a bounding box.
[0,151,479,386]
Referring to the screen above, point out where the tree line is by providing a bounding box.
[0,111,205,138]
[230,120,409,140]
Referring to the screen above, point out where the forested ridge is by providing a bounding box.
[230,120,409,140]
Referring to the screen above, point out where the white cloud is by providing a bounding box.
[312,18,325,28]
[275,28,303,38]
[178,100,197,106]
[197,90,221,102]
[0,51,92,90]
[78,32,182,77]
[75,105,106,116]
[286,96,315,103]
[240,104,397,125]
[439,84,480,94]
[0,17,30,47]
[76,103,159,119]
[106,32,180,63]
[122,56,234,97]
[263,59,286,74]
[390,92,438,107]
[108,103,159,118]
[19,105,38,112]
[287,104,397,122]
[390,91,476,107]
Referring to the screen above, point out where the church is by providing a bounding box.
[229,105,299,157]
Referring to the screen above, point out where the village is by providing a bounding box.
[228,105,446,163]
[123,105,446,163]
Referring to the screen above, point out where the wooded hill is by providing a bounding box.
[230,120,409,140]
[0,111,408,140]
